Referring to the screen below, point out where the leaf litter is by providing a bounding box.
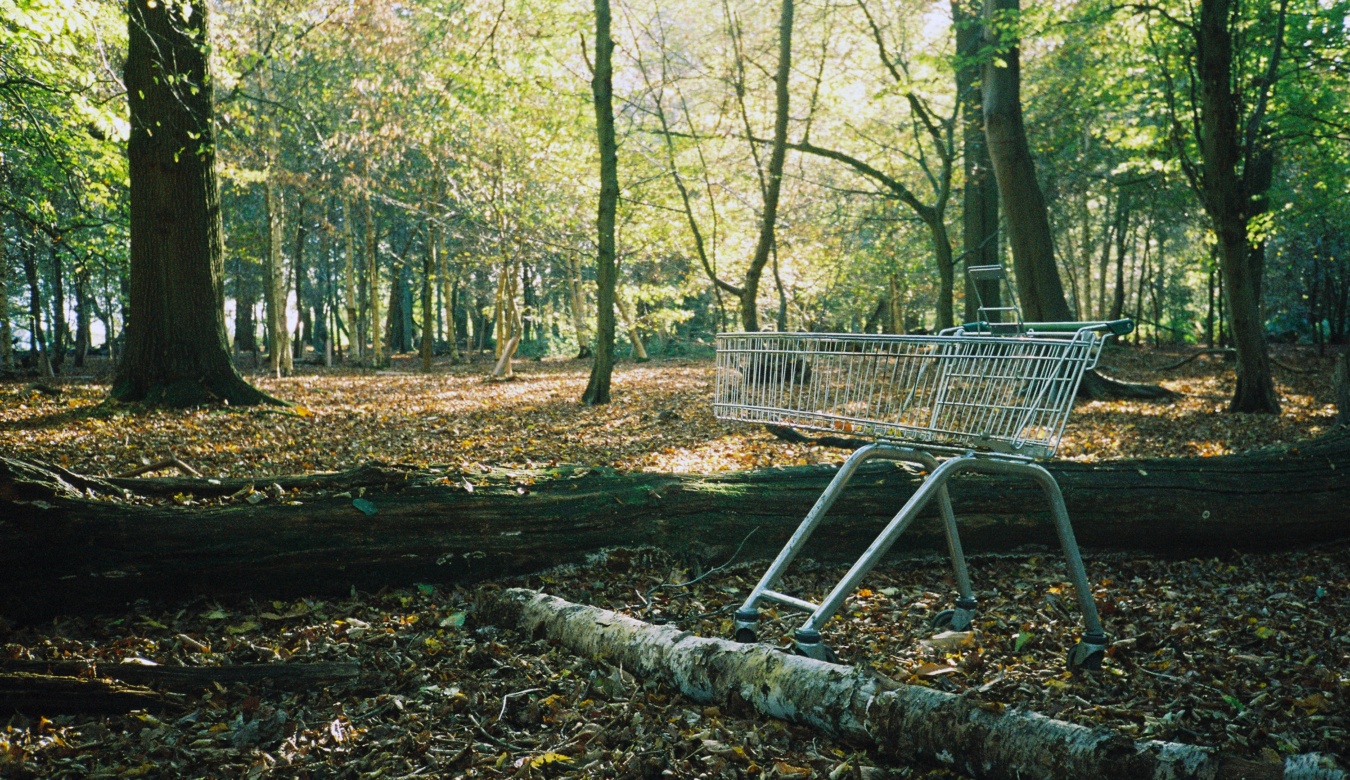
[0,348,1346,778]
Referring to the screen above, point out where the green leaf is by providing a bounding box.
[353,498,378,516]
[1014,630,1033,652]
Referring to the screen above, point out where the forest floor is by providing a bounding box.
[1,345,1347,779]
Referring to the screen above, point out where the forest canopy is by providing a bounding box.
[2,0,1349,382]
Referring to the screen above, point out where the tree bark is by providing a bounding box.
[0,660,358,693]
[956,0,1001,323]
[980,0,1072,323]
[234,253,258,354]
[0,162,10,369]
[421,223,436,371]
[1195,0,1282,413]
[2,431,1347,623]
[343,197,362,363]
[1335,349,1349,427]
[582,0,618,405]
[482,589,1346,780]
[741,0,794,333]
[0,673,176,715]
[364,162,383,368]
[264,175,292,377]
[114,0,276,407]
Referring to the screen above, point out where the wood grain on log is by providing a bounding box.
[0,672,178,714]
[2,432,1347,622]
[0,660,360,692]
[482,588,1346,780]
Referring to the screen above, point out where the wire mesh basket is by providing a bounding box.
[714,324,1123,459]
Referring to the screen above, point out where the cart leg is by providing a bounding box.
[792,456,973,659]
[963,459,1108,670]
[733,443,888,643]
[931,482,978,632]
[904,451,978,633]
[1025,464,1108,670]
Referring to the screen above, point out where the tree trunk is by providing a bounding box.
[981,0,1072,323]
[2,431,1347,622]
[567,252,593,359]
[421,224,436,371]
[234,254,257,354]
[264,176,292,377]
[582,0,619,404]
[48,243,66,372]
[364,165,383,368]
[491,257,521,379]
[0,216,9,369]
[1335,349,1349,427]
[955,0,1001,323]
[113,0,274,407]
[481,590,1344,780]
[22,235,50,375]
[1194,0,1281,413]
[741,0,795,333]
[293,197,309,360]
[615,286,648,361]
[342,197,362,363]
[73,263,91,368]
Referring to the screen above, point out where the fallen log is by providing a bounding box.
[0,660,360,692]
[0,672,179,714]
[2,430,1347,622]
[480,588,1346,780]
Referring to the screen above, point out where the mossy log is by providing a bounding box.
[1,430,1347,622]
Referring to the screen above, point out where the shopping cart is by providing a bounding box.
[713,265,1131,669]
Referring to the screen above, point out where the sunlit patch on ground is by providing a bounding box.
[0,346,1338,479]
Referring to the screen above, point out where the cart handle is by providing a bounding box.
[955,319,1134,337]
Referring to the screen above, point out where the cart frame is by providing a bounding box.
[713,269,1130,668]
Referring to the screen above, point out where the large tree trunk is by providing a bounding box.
[956,0,1001,323]
[113,0,274,407]
[582,0,619,404]
[481,589,1345,780]
[740,0,794,333]
[1195,0,1281,413]
[2,431,1346,622]
[980,0,1072,323]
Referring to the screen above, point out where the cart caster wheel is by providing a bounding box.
[734,627,758,644]
[791,629,839,663]
[930,607,974,632]
[791,641,839,663]
[1066,642,1105,671]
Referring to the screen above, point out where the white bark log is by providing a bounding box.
[482,588,1345,780]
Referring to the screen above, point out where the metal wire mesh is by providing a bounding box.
[714,330,1109,458]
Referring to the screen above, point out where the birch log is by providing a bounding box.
[482,588,1346,780]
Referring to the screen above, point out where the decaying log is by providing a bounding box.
[2,430,1348,622]
[0,660,360,692]
[0,672,179,714]
[481,588,1347,780]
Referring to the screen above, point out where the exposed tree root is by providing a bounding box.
[1077,369,1175,401]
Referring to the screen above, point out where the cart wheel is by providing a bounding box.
[791,642,839,664]
[734,627,758,644]
[1066,642,1104,671]
[930,609,957,631]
